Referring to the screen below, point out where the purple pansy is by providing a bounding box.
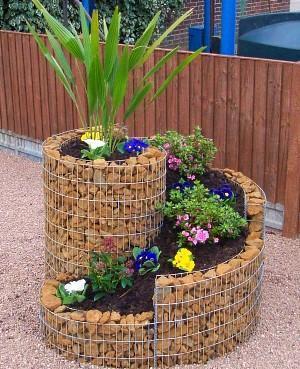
[124,138,149,154]
[135,250,158,270]
[210,184,235,200]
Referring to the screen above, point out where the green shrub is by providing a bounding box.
[151,127,217,176]
[162,181,247,246]
[0,0,184,44]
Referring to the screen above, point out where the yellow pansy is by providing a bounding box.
[172,248,195,272]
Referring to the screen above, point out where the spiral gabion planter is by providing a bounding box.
[40,169,265,368]
[43,130,166,278]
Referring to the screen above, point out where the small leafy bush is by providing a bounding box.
[151,127,217,176]
[162,181,247,247]
[89,252,134,301]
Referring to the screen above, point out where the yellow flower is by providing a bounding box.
[172,248,195,272]
[81,127,103,141]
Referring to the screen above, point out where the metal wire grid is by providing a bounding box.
[43,137,166,278]
[40,309,156,369]
[40,246,264,369]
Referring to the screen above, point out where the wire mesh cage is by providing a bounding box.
[43,130,166,278]
[40,170,266,369]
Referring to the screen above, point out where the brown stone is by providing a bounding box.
[137,155,150,165]
[228,258,242,269]
[99,311,111,324]
[44,279,60,288]
[246,238,264,249]
[86,310,102,323]
[41,294,62,311]
[93,158,107,169]
[156,276,171,287]
[203,269,217,279]
[41,285,57,296]
[240,248,260,261]
[216,263,233,276]
[110,311,121,322]
[70,311,86,321]
[247,205,262,216]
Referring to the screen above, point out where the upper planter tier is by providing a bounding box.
[43,130,166,278]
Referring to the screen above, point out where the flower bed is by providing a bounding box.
[40,169,265,368]
[43,130,166,278]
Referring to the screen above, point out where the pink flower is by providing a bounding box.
[214,237,219,244]
[163,143,170,150]
[187,174,196,181]
[207,223,212,229]
[176,220,180,226]
[168,155,182,171]
[183,214,189,221]
[188,237,193,242]
[195,229,210,244]
[185,222,190,227]
[182,231,190,237]
[191,227,197,234]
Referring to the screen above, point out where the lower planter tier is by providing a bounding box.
[39,170,265,368]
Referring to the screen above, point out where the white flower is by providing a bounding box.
[83,139,106,150]
[64,279,86,294]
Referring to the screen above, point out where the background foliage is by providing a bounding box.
[0,0,184,44]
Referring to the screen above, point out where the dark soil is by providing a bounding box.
[71,169,246,315]
[60,137,135,162]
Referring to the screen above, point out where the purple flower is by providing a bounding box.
[210,184,235,201]
[167,155,182,171]
[171,181,194,192]
[135,250,158,270]
[124,138,149,154]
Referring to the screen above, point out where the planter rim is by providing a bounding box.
[42,129,167,166]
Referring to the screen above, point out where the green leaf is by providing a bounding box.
[112,46,129,111]
[143,260,155,268]
[129,11,161,70]
[94,291,106,301]
[117,141,125,154]
[27,22,76,104]
[143,47,179,82]
[142,9,193,63]
[103,17,108,40]
[152,47,205,100]
[32,0,84,61]
[132,247,141,260]
[150,246,161,257]
[124,82,152,121]
[45,29,74,82]
[104,7,120,79]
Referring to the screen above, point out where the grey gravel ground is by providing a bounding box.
[0,149,299,369]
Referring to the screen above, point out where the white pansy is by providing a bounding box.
[64,279,86,294]
[84,139,106,150]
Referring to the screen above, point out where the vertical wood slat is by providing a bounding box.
[239,59,255,177]
[189,56,202,131]
[276,64,292,204]
[144,53,155,137]
[225,58,240,170]
[264,63,282,203]
[154,49,167,134]
[0,31,8,131]
[213,56,227,168]
[201,54,214,139]
[166,52,179,132]
[178,53,190,135]
[283,63,300,237]
[251,60,268,189]
[2,33,15,134]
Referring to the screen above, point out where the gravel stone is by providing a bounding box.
[0,150,299,369]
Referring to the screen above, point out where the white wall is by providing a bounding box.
[290,0,300,11]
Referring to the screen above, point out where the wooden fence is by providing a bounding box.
[0,30,299,237]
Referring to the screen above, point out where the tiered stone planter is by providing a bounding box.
[43,130,166,277]
[40,168,265,368]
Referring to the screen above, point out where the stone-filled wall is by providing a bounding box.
[40,170,265,369]
[163,0,290,49]
[43,130,166,278]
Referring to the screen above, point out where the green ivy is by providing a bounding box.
[0,0,184,44]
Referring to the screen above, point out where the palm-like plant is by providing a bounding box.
[29,0,204,156]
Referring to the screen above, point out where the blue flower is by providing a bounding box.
[135,250,158,270]
[171,181,194,192]
[210,184,235,200]
[124,138,149,154]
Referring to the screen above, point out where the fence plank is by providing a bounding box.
[239,59,255,177]
[264,63,282,203]
[189,56,202,131]
[144,53,156,137]
[283,64,300,237]
[213,57,227,168]
[201,55,214,139]
[154,49,167,134]
[0,32,8,131]
[225,58,240,170]
[166,53,179,132]
[133,66,145,137]
[252,60,268,188]
[276,64,292,204]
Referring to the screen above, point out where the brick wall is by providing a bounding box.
[163,0,290,49]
